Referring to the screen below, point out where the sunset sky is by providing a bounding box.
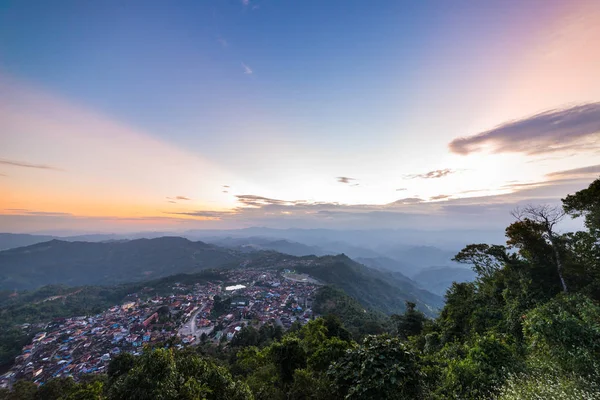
[1,0,599,233]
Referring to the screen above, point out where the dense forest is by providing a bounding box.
[2,177,600,399]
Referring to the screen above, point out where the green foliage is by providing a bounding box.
[563,177,600,237]
[269,337,307,385]
[296,255,443,317]
[438,334,523,399]
[391,301,426,339]
[35,377,77,400]
[313,286,388,338]
[523,294,600,377]
[497,372,600,400]
[106,353,135,381]
[328,335,422,400]
[108,347,253,400]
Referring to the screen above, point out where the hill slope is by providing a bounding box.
[245,252,443,316]
[0,237,245,290]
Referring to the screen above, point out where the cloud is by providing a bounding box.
[168,210,236,219]
[168,200,176,204]
[336,176,356,184]
[166,196,191,203]
[405,169,456,179]
[236,195,290,207]
[387,197,425,205]
[222,185,230,188]
[396,188,407,191]
[430,194,452,200]
[242,63,253,74]
[0,173,6,177]
[3,209,74,217]
[449,103,600,155]
[217,37,228,47]
[241,0,249,5]
[222,191,229,193]
[546,164,600,178]
[0,158,62,171]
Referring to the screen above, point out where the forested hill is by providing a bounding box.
[0,237,245,290]
[293,254,443,315]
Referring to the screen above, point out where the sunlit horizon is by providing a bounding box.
[2,0,599,233]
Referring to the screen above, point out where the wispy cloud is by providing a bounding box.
[0,158,62,171]
[396,188,407,191]
[241,0,249,5]
[337,176,356,184]
[236,195,290,207]
[242,63,253,74]
[169,210,236,219]
[217,37,228,47]
[166,196,191,203]
[388,197,425,205]
[405,169,456,179]
[222,185,230,188]
[3,209,73,217]
[546,164,600,178]
[449,103,600,156]
[430,194,452,201]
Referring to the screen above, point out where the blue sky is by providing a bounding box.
[1,0,599,232]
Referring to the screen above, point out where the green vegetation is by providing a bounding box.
[294,254,444,316]
[0,237,244,290]
[3,177,600,399]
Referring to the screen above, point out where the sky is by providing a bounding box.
[1,0,599,234]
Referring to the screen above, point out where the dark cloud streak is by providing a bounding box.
[546,164,600,178]
[336,176,356,184]
[0,158,62,171]
[449,103,600,155]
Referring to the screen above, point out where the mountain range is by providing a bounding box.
[0,236,444,316]
[0,230,479,297]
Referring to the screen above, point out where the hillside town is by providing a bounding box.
[0,269,319,388]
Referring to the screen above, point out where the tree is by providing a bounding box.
[329,335,422,400]
[563,177,600,237]
[269,337,307,385]
[107,353,135,381]
[453,244,510,279]
[231,325,259,347]
[391,301,426,340]
[6,381,38,400]
[523,294,600,377]
[510,205,568,292]
[108,347,252,400]
[35,377,77,399]
[439,334,523,399]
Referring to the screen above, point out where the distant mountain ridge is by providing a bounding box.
[0,237,244,290]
